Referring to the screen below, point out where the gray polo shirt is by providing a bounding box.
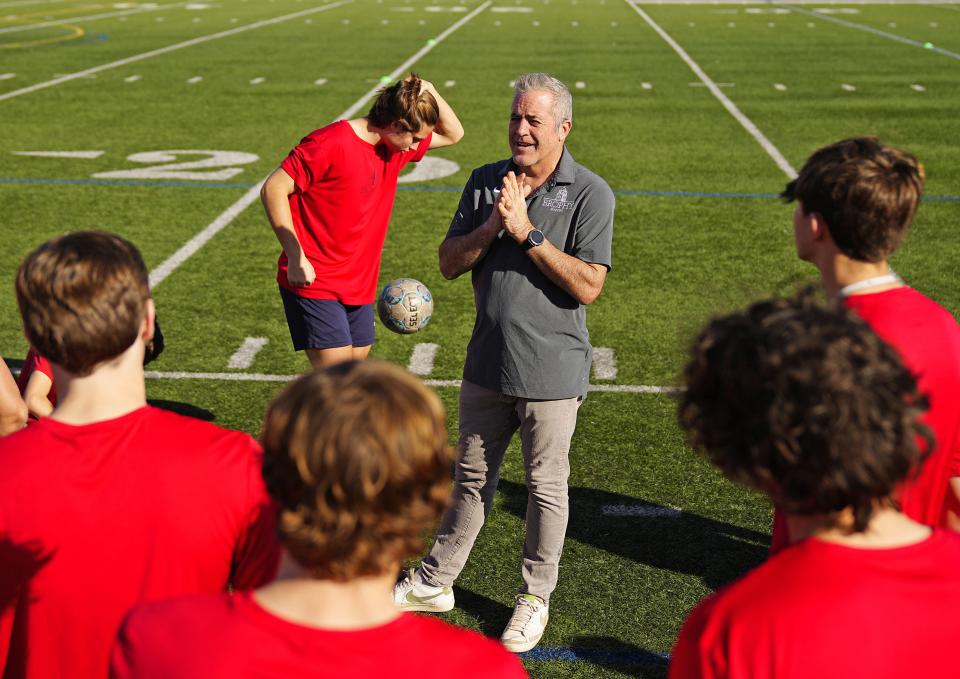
[446,148,615,400]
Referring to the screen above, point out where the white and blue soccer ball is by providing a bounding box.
[377,278,433,334]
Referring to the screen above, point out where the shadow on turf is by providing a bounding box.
[449,586,514,637]
[498,480,768,591]
[147,399,215,421]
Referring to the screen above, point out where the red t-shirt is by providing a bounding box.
[671,530,960,679]
[277,120,432,304]
[111,590,527,678]
[16,347,56,408]
[770,287,960,553]
[0,406,281,679]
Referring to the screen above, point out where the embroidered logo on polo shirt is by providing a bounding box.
[542,186,575,212]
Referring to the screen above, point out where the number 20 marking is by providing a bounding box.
[87,150,458,183]
[93,150,260,182]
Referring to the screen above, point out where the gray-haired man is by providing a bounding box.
[394,73,615,652]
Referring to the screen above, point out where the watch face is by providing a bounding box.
[528,230,545,246]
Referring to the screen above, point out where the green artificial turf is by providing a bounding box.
[1,1,959,675]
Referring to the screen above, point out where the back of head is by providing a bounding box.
[781,137,924,262]
[513,72,573,127]
[260,360,453,581]
[16,231,151,377]
[367,72,439,133]
[679,290,931,531]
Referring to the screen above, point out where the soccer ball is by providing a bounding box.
[377,278,434,334]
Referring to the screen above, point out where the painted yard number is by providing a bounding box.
[88,150,459,182]
[94,150,259,181]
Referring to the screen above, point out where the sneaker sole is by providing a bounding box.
[500,632,544,654]
[398,600,455,613]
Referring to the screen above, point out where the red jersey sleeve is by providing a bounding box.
[280,129,335,193]
[16,348,50,394]
[229,438,281,590]
[670,594,723,679]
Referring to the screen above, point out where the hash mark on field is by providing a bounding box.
[444,79,455,87]
[911,83,926,92]
[626,1,796,178]
[227,337,269,369]
[789,4,960,60]
[575,81,586,89]
[408,343,439,376]
[592,347,617,381]
[602,505,682,519]
[124,75,141,83]
[250,77,265,85]
[0,1,352,104]
[0,73,15,80]
[641,82,652,90]
[187,76,203,84]
[774,83,787,91]
[314,77,328,86]
[841,83,856,91]
[0,3,183,35]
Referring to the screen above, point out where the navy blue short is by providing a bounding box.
[279,287,375,351]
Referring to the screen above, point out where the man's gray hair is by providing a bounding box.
[513,73,573,128]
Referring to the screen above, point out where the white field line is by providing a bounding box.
[14,150,104,158]
[0,3,185,35]
[602,505,682,519]
[148,182,264,288]
[783,4,960,59]
[147,0,491,290]
[143,371,683,393]
[0,0,353,103]
[624,0,797,179]
[226,337,269,369]
[592,347,617,381]
[408,343,439,375]
[0,0,71,7]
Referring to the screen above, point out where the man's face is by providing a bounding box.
[509,90,570,171]
[381,122,434,152]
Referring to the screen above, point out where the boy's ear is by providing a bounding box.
[141,299,156,343]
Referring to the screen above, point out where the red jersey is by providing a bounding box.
[770,287,960,553]
[277,120,432,304]
[0,406,280,679]
[671,530,960,679]
[111,590,528,678]
[16,348,56,408]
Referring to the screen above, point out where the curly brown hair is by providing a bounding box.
[678,290,932,532]
[781,136,924,262]
[16,231,151,377]
[366,72,439,133]
[260,360,453,581]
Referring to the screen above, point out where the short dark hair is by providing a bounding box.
[366,72,439,133]
[16,231,151,376]
[781,137,924,262]
[678,290,932,532]
[260,360,453,581]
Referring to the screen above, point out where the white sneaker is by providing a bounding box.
[393,568,455,613]
[500,593,549,653]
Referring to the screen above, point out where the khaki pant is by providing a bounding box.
[420,380,582,602]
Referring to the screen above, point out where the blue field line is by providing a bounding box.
[1,176,959,201]
[521,646,670,666]
[0,177,257,189]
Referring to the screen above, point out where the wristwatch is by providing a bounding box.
[524,229,545,250]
